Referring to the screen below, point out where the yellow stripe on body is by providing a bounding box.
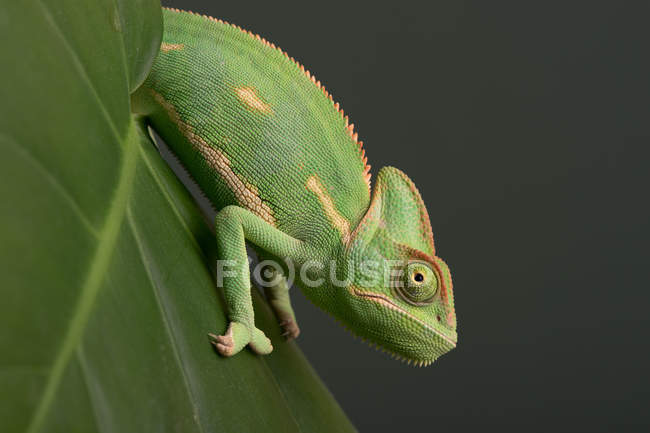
[160,42,184,52]
[306,175,350,244]
[150,89,276,226]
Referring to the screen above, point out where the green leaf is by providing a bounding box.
[0,1,355,432]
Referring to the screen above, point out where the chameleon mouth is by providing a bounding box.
[350,286,457,348]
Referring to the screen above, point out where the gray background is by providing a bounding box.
[162,1,650,431]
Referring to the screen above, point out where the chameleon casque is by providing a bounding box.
[132,8,457,366]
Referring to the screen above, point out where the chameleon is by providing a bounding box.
[132,7,457,366]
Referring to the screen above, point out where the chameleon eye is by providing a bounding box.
[397,261,438,305]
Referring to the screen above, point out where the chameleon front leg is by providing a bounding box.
[208,205,308,357]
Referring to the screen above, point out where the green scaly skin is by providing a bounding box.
[132,8,457,366]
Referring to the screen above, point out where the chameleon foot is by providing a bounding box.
[250,327,274,354]
[279,319,300,341]
[209,321,273,357]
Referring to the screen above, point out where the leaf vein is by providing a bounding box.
[76,348,105,433]
[126,207,207,433]
[25,125,138,433]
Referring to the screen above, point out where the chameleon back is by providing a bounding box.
[134,8,372,243]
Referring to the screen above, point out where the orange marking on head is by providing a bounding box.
[162,7,372,192]
[235,86,273,114]
[160,42,184,52]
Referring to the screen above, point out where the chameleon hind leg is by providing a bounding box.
[253,254,300,340]
[208,206,307,357]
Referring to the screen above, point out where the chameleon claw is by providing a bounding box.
[209,322,248,357]
[209,322,273,357]
[278,319,300,341]
[208,330,235,356]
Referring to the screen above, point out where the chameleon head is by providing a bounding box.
[335,166,457,366]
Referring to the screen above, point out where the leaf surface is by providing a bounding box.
[0,1,355,431]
